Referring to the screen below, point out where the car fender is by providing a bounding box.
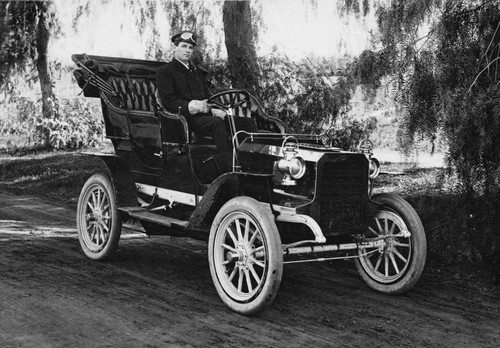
[83,152,137,208]
[188,171,274,231]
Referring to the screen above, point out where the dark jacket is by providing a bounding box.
[156,59,209,118]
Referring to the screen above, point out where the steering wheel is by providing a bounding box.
[207,90,250,111]
[320,126,335,147]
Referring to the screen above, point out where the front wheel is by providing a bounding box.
[76,173,122,261]
[208,197,283,315]
[355,193,427,294]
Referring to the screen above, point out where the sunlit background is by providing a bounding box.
[46,0,438,164]
[52,0,379,64]
[6,0,439,164]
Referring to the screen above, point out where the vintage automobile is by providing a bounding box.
[72,53,427,315]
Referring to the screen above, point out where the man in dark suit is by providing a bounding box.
[156,31,257,171]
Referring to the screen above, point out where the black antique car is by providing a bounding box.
[72,53,427,315]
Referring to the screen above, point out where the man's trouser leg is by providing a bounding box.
[188,115,231,171]
[188,115,229,153]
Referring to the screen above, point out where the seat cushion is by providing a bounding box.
[108,76,157,112]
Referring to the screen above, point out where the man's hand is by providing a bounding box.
[188,99,210,115]
[211,108,226,119]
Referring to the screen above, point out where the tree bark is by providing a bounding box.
[35,1,54,145]
[222,0,260,96]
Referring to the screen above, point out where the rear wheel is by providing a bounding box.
[76,173,122,260]
[209,197,283,315]
[355,193,426,293]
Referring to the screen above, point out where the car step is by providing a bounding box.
[118,207,188,228]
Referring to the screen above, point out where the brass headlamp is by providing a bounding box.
[358,139,380,179]
[276,137,306,186]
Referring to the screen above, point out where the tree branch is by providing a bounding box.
[468,56,500,94]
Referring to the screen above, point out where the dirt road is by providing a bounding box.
[0,191,499,347]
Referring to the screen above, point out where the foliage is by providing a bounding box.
[72,0,226,64]
[0,1,60,86]
[257,53,351,133]
[206,51,379,148]
[0,1,38,87]
[329,117,378,151]
[34,97,105,150]
[0,97,105,150]
[0,0,60,149]
[356,0,500,266]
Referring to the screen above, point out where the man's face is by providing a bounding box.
[174,42,194,64]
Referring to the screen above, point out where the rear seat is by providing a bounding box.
[108,76,158,112]
[103,74,285,146]
[105,74,188,145]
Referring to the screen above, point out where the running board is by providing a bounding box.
[118,207,188,228]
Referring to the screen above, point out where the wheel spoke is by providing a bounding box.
[243,219,250,243]
[252,245,264,255]
[389,220,396,235]
[248,263,261,284]
[375,218,384,234]
[255,233,263,243]
[100,193,107,211]
[237,268,243,292]
[394,241,410,248]
[222,243,236,252]
[100,220,110,232]
[393,248,408,263]
[98,225,105,244]
[235,218,243,241]
[245,268,253,293]
[384,254,389,277]
[96,189,102,209]
[389,253,400,274]
[368,226,380,236]
[250,256,265,268]
[226,227,238,246]
[248,228,259,245]
[384,218,389,234]
[91,191,98,210]
[101,227,107,244]
[93,225,99,244]
[228,267,238,282]
[89,224,96,240]
[102,202,110,212]
[374,253,383,271]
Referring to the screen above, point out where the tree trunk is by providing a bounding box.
[222,0,260,96]
[35,1,54,145]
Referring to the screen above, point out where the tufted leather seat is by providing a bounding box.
[102,75,285,146]
[108,76,158,112]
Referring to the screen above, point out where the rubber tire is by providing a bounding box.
[355,193,427,294]
[208,197,283,315]
[76,173,122,261]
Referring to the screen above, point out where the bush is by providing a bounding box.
[209,53,377,148]
[0,96,105,150]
